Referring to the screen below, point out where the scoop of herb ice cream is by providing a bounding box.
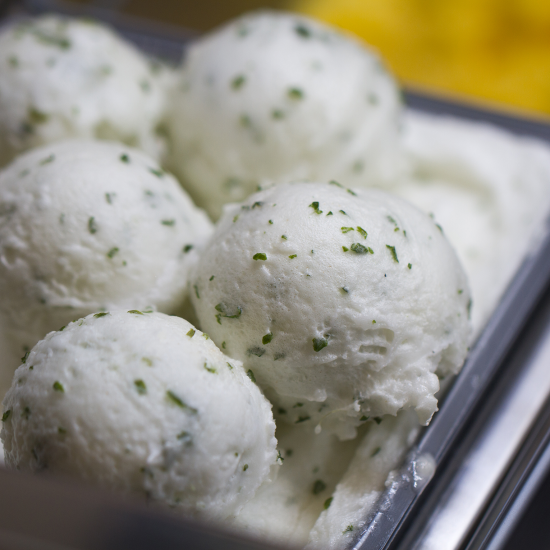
[1,310,278,519]
[167,10,404,219]
[190,181,471,439]
[0,15,172,166]
[0,140,212,395]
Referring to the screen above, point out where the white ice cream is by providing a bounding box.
[0,15,171,166]
[191,182,471,439]
[0,140,212,396]
[1,311,278,519]
[167,10,403,219]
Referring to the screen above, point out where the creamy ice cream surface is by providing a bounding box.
[1,311,278,519]
[0,140,212,395]
[191,182,471,439]
[0,15,172,166]
[167,10,403,219]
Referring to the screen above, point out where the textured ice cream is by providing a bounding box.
[167,10,403,219]
[1,310,278,519]
[0,140,212,395]
[191,181,471,439]
[0,15,171,166]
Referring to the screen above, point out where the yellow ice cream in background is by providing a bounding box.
[291,0,550,117]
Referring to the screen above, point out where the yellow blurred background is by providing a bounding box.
[69,0,550,118]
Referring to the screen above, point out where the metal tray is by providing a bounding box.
[2,2,550,549]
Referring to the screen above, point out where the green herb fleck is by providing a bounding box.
[262,332,273,345]
[2,410,11,422]
[94,312,109,318]
[360,415,369,421]
[243,464,249,471]
[142,357,153,367]
[343,525,353,534]
[28,107,49,124]
[193,285,200,299]
[436,223,443,233]
[293,402,303,408]
[269,219,274,225]
[226,362,233,370]
[186,329,195,337]
[21,351,29,364]
[107,247,119,259]
[274,352,286,361]
[287,87,304,100]
[313,480,327,495]
[342,246,349,252]
[105,193,115,204]
[148,167,164,178]
[278,408,287,415]
[327,211,333,216]
[128,310,143,315]
[253,253,267,261]
[371,446,381,457]
[204,362,217,374]
[289,254,297,259]
[39,154,55,165]
[296,415,311,424]
[58,326,66,332]
[309,201,322,214]
[339,210,347,216]
[408,263,412,269]
[312,337,328,352]
[88,216,98,234]
[120,153,130,163]
[222,341,226,349]
[166,391,196,413]
[341,227,354,234]
[324,497,333,510]
[233,215,239,223]
[347,189,357,196]
[341,287,349,294]
[386,245,399,263]
[295,24,311,38]
[231,74,246,90]
[373,417,382,424]
[203,333,209,340]
[53,381,64,392]
[177,431,192,442]
[134,379,147,394]
[183,244,193,253]
[350,243,368,254]
[330,180,344,188]
[161,219,175,226]
[357,227,367,239]
[247,369,257,383]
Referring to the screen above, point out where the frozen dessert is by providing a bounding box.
[190,181,471,439]
[0,15,171,166]
[0,140,212,395]
[167,10,403,219]
[1,310,278,519]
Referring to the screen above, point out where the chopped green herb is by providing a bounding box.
[148,167,164,178]
[350,243,368,254]
[341,287,349,294]
[231,74,246,90]
[312,337,328,352]
[357,227,367,239]
[343,525,353,534]
[28,107,49,124]
[204,362,217,374]
[222,341,226,349]
[277,450,284,463]
[161,219,175,226]
[94,312,109,318]
[21,351,29,364]
[313,480,327,495]
[253,253,267,261]
[373,417,382,424]
[193,285,200,299]
[142,357,153,366]
[58,326,66,332]
[183,244,193,253]
[243,464,249,471]
[233,215,239,223]
[281,235,288,240]
[226,362,233,370]
[341,227,354,233]
[120,153,130,163]
[22,406,31,419]
[268,219,274,225]
[408,263,412,269]
[278,408,287,415]
[262,332,273,345]
[387,215,397,225]
[274,352,286,361]
[105,193,115,204]
[371,446,381,457]
[296,415,311,424]
[166,391,197,413]
[88,216,98,234]
[107,247,119,259]
[287,87,304,100]
[2,410,11,422]
[247,369,257,383]
[330,180,344,188]
[327,211,333,216]
[347,189,357,196]
[295,24,311,38]
[177,431,192,442]
[39,154,55,165]
[289,254,297,259]
[436,223,443,233]
[203,333,209,340]
[128,310,143,315]
[394,227,399,232]
[293,402,303,408]
[134,379,147,394]
[309,201,322,214]
[53,381,64,392]
[186,329,195,337]
[360,415,369,421]
[386,245,399,263]
[324,497,333,510]
[214,303,242,323]
[342,246,349,252]
[252,201,263,209]
[209,275,215,282]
